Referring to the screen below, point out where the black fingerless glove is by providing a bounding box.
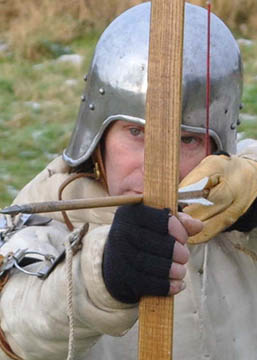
[226,198,257,233]
[103,204,175,304]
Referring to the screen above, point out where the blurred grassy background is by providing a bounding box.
[0,0,256,207]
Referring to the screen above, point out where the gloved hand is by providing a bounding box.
[103,203,202,304]
[179,154,257,244]
[226,198,257,232]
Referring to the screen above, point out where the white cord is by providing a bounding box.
[64,224,88,360]
[65,234,75,360]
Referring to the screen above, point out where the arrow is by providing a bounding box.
[0,178,212,216]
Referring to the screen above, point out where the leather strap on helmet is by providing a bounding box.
[92,144,108,192]
[59,144,108,231]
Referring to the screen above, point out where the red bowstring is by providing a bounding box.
[205,0,211,156]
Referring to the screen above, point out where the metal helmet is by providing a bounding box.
[63,2,242,167]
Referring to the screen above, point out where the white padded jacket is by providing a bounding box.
[0,139,257,360]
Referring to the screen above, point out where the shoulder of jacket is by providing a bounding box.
[237,138,257,161]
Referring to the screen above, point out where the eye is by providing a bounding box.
[181,136,198,144]
[129,127,144,137]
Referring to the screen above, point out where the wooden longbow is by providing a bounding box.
[0,1,186,358]
[139,0,185,359]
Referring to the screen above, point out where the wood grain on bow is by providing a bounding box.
[139,0,185,359]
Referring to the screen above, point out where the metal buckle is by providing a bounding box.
[0,223,86,280]
[0,249,56,278]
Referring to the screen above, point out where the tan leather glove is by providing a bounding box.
[179,154,257,244]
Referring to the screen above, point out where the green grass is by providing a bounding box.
[0,33,98,207]
[238,39,257,139]
[0,33,256,208]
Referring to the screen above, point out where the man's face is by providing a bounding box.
[104,120,209,196]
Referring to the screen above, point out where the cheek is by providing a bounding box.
[105,147,144,195]
[179,146,206,180]
[105,146,124,192]
[104,142,136,195]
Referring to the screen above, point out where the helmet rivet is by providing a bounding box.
[84,74,88,82]
[99,88,105,95]
[81,95,86,102]
[89,103,95,110]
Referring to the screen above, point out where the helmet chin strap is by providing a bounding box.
[58,144,108,232]
[92,144,109,192]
